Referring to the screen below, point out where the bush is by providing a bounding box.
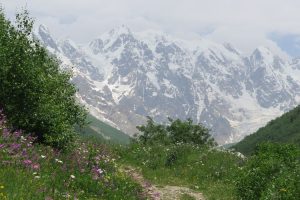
[0,9,86,148]
[135,117,216,147]
[236,143,300,200]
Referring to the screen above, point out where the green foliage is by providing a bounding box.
[135,117,216,147]
[118,142,242,199]
[233,105,300,155]
[0,10,86,148]
[119,118,239,199]
[236,143,300,200]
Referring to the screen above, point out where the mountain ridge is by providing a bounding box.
[34,24,300,144]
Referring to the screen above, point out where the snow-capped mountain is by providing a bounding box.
[34,24,300,144]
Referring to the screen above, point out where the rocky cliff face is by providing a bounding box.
[34,25,300,144]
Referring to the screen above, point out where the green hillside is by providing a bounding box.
[77,114,131,145]
[233,105,300,155]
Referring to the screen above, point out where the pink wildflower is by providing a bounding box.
[23,159,32,166]
[32,163,40,170]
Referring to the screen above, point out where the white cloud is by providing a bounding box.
[2,0,300,56]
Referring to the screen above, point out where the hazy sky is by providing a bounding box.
[2,0,300,57]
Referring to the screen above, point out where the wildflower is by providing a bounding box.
[97,168,104,174]
[23,159,32,166]
[55,159,63,164]
[22,149,27,156]
[34,176,41,179]
[41,155,46,159]
[2,128,9,136]
[10,143,21,151]
[0,185,4,189]
[70,175,75,179]
[32,164,40,170]
[0,144,5,149]
[63,193,71,198]
[26,136,35,143]
[92,166,104,176]
[33,172,37,175]
[13,130,22,138]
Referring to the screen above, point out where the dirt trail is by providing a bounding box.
[121,166,205,200]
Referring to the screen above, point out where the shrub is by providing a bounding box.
[236,143,300,200]
[135,117,216,147]
[0,9,86,148]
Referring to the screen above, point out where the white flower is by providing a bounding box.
[70,175,75,179]
[34,176,41,179]
[33,172,37,175]
[41,155,46,159]
[55,159,63,164]
[97,169,104,174]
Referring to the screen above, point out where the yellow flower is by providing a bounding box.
[0,185,4,189]
[280,188,287,192]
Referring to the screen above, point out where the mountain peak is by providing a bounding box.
[38,24,51,35]
[223,43,240,55]
[256,46,272,53]
[62,38,78,47]
[34,24,59,51]
[109,24,132,36]
[251,46,275,64]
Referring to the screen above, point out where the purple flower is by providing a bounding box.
[22,149,27,156]
[13,130,22,139]
[3,128,10,138]
[0,144,5,149]
[26,136,36,143]
[23,159,32,166]
[10,143,21,151]
[91,166,104,180]
[92,166,104,175]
